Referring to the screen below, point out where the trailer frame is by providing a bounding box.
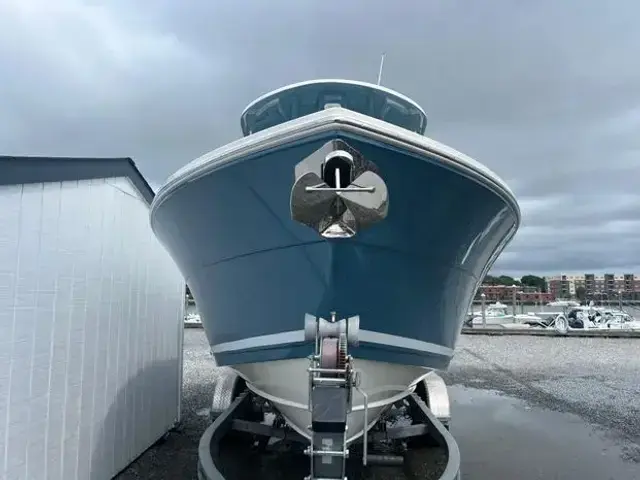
[197,373,461,480]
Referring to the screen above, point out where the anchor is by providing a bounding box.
[290,139,389,238]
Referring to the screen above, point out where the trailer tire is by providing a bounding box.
[210,368,245,423]
[409,374,451,448]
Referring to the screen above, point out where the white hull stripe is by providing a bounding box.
[211,329,454,357]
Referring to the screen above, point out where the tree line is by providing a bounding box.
[483,274,547,293]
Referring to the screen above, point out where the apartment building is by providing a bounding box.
[476,285,554,303]
[546,273,640,299]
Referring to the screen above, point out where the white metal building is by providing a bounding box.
[0,156,185,480]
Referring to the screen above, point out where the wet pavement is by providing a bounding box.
[117,331,640,480]
[446,336,640,479]
[450,386,638,479]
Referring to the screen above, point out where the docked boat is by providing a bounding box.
[466,301,545,326]
[547,299,580,308]
[560,305,640,331]
[150,79,520,451]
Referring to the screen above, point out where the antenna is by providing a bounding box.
[376,52,386,86]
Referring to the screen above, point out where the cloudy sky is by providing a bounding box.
[1,0,639,276]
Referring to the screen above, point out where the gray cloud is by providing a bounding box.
[1,0,639,275]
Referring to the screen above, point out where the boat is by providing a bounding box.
[516,301,640,333]
[184,312,203,327]
[468,300,508,316]
[557,305,640,331]
[547,299,580,308]
[465,301,545,326]
[471,310,545,326]
[602,311,640,330]
[466,301,511,325]
[149,79,520,476]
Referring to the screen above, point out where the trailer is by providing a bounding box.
[196,314,461,480]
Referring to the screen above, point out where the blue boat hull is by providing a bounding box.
[151,130,517,370]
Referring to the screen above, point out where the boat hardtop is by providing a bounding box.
[240,79,428,136]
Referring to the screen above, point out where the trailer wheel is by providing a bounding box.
[422,373,451,430]
[210,367,245,422]
[409,373,451,448]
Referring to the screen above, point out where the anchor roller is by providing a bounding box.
[304,312,360,346]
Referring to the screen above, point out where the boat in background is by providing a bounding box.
[149,79,521,447]
[547,299,580,308]
[184,312,202,327]
[466,301,545,326]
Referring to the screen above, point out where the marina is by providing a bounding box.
[465,294,640,334]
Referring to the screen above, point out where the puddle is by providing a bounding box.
[450,386,640,479]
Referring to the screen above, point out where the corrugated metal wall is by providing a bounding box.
[0,177,185,480]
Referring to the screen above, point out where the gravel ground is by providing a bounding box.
[116,330,640,479]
